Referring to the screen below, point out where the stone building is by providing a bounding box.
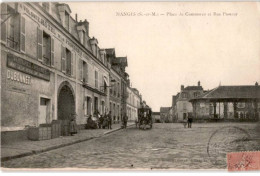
[174,81,204,121]
[0,2,115,134]
[189,83,260,121]
[126,86,142,121]
[105,48,123,123]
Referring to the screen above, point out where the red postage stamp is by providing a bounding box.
[227,151,260,171]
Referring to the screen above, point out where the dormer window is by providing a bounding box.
[82,30,86,45]
[42,2,50,12]
[65,11,69,31]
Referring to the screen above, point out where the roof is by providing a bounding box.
[114,57,128,67]
[105,48,115,56]
[160,107,171,113]
[190,85,260,101]
[184,86,203,91]
[152,112,160,115]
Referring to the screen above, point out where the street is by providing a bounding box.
[2,123,259,169]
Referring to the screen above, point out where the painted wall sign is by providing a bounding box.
[7,54,50,81]
[7,69,31,85]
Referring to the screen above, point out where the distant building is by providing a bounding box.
[160,107,171,123]
[189,83,260,121]
[175,81,204,121]
[152,112,160,123]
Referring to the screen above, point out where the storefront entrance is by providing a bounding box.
[57,82,75,136]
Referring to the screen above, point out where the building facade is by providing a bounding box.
[174,81,204,121]
[126,86,142,121]
[1,2,143,135]
[189,83,260,121]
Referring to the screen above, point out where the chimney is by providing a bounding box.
[84,19,89,36]
[255,82,259,86]
[198,81,201,86]
[181,85,184,91]
[75,13,78,22]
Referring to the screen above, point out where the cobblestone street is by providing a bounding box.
[2,123,260,170]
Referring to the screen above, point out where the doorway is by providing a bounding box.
[39,97,50,125]
[58,83,75,136]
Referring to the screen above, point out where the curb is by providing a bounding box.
[1,124,134,162]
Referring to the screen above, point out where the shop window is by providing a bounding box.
[87,97,91,115]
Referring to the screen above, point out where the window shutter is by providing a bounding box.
[20,16,26,52]
[71,52,74,76]
[51,38,54,67]
[61,46,66,72]
[1,3,7,43]
[37,27,43,61]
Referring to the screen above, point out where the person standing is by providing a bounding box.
[122,113,128,129]
[107,111,112,129]
[187,115,193,128]
[69,113,78,136]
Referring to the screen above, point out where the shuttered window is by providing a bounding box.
[1,3,7,43]
[51,38,54,67]
[37,28,43,61]
[61,46,66,72]
[20,16,25,52]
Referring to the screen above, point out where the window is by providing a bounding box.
[42,32,51,65]
[237,102,245,108]
[83,61,88,83]
[85,97,92,116]
[95,70,98,88]
[183,102,187,110]
[182,92,188,98]
[65,11,70,31]
[42,2,50,12]
[61,46,73,76]
[5,5,20,50]
[66,48,72,75]
[194,92,200,97]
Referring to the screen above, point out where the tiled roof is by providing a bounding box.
[190,85,260,101]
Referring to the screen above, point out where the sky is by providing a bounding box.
[67,2,260,112]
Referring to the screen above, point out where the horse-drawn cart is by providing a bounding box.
[136,107,153,130]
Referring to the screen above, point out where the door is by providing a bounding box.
[39,97,49,125]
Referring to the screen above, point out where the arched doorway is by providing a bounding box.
[57,82,75,136]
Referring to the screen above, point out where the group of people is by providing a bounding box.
[69,111,129,136]
[85,111,113,129]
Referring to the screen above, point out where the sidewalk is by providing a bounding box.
[1,123,135,162]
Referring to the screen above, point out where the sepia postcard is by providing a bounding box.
[0,1,260,171]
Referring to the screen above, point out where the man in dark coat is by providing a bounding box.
[107,111,112,129]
